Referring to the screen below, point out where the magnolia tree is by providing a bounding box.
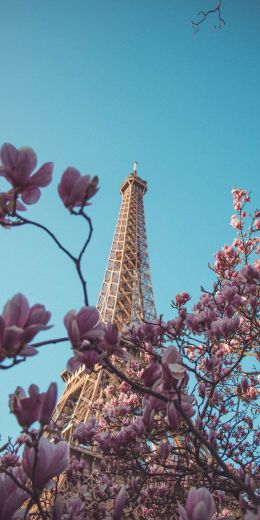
[0,143,259,520]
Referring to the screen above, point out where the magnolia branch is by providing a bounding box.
[14,211,93,306]
[103,357,259,505]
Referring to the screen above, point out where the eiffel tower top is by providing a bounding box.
[97,165,155,328]
[120,162,147,195]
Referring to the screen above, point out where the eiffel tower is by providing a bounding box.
[52,163,156,470]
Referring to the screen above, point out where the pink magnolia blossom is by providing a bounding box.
[142,362,161,387]
[0,143,53,204]
[9,382,57,427]
[67,348,102,373]
[66,456,86,485]
[248,386,257,399]
[3,293,51,341]
[62,497,85,520]
[180,395,195,418]
[179,487,216,520]
[98,322,128,361]
[218,284,239,304]
[22,437,69,488]
[127,321,160,344]
[210,316,240,339]
[0,293,51,362]
[230,215,241,230]
[175,292,191,306]
[73,416,98,444]
[65,306,108,372]
[238,264,259,283]
[214,244,240,276]
[131,417,145,437]
[94,431,112,451]
[161,346,186,385]
[58,167,99,210]
[0,467,29,519]
[64,306,104,349]
[231,188,250,211]
[254,219,260,230]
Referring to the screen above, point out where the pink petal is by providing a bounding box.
[166,402,179,430]
[3,293,30,327]
[50,441,70,475]
[40,382,57,424]
[67,356,82,372]
[2,479,29,518]
[35,438,69,487]
[63,310,76,330]
[22,444,33,479]
[27,305,51,326]
[69,175,90,206]
[58,167,81,205]
[28,384,40,396]
[60,167,81,191]
[3,326,23,353]
[84,327,105,340]
[0,165,15,184]
[193,502,208,520]
[178,504,189,520]
[16,199,27,211]
[0,143,18,168]
[16,147,37,177]
[19,345,38,357]
[77,306,100,334]
[31,162,53,187]
[67,318,81,346]
[114,486,127,519]
[22,323,52,343]
[0,316,4,343]
[21,186,41,204]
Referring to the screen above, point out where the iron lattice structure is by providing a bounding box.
[53,167,156,468]
[97,170,156,328]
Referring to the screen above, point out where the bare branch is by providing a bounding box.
[192,0,226,33]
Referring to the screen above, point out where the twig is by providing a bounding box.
[192,0,225,33]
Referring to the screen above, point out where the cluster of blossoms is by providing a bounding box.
[0,142,99,225]
[141,345,194,432]
[231,188,250,211]
[0,381,70,518]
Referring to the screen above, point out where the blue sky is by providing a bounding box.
[0,0,259,441]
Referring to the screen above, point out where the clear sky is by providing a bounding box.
[0,0,259,442]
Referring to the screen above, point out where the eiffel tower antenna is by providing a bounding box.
[133,160,138,175]
[53,166,156,470]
